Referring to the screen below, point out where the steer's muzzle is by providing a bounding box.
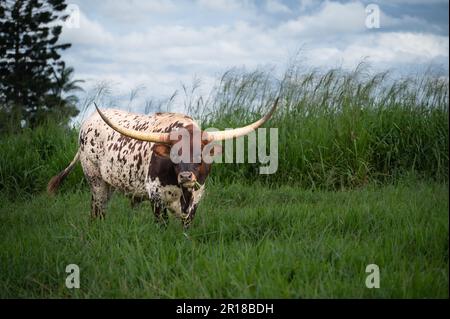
[178,171,196,188]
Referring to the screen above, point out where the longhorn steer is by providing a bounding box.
[47,99,278,228]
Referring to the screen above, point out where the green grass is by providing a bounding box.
[0,64,448,298]
[0,178,447,298]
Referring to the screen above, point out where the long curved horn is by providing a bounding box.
[94,103,171,144]
[206,97,279,142]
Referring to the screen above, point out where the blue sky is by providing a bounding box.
[60,0,449,117]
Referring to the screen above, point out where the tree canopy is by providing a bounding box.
[0,0,81,132]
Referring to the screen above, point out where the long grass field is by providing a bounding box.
[0,65,448,298]
[0,179,448,298]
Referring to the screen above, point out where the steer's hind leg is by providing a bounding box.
[88,178,111,219]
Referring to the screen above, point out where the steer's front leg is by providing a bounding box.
[152,201,169,227]
[182,205,198,229]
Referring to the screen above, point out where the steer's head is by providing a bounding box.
[94,98,278,191]
[148,124,220,190]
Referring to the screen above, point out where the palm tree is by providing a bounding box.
[52,65,85,105]
[37,65,84,127]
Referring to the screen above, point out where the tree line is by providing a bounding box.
[0,0,82,133]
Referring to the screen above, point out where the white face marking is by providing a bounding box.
[145,177,205,219]
[146,177,182,217]
[190,186,204,207]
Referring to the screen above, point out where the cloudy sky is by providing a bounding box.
[60,0,449,117]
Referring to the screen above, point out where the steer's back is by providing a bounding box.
[79,109,195,197]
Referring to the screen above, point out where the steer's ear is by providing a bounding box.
[152,143,171,158]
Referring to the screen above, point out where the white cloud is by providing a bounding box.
[306,32,449,69]
[265,0,291,14]
[375,32,448,60]
[61,10,114,45]
[278,1,367,36]
[99,0,177,16]
[196,0,253,12]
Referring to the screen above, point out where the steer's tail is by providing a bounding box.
[47,150,80,195]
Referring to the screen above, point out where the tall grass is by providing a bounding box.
[191,64,449,188]
[0,64,448,198]
[0,122,85,199]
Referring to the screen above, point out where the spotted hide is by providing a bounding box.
[48,109,207,228]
